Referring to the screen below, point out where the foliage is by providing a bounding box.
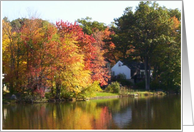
[60,90,73,99]
[111,1,181,91]
[135,81,146,89]
[77,17,106,35]
[2,19,20,93]
[105,81,120,93]
[45,92,53,99]
[118,79,133,87]
[91,29,114,86]
[150,79,161,90]
[112,73,133,87]
[77,18,116,85]
[52,20,96,98]
[2,1,181,99]
[77,81,102,99]
[2,18,104,98]
[116,73,126,80]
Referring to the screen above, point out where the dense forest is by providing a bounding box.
[2,1,181,99]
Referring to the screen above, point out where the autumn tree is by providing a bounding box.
[53,20,101,99]
[19,19,95,98]
[3,18,104,98]
[19,18,52,95]
[10,18,27,32]
[2,19,20,93]
[91,28,115,86]
[77,18,115,86]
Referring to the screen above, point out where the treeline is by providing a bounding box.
[2,1,181,98]
[2,17,115,99]
[111,1,181,92]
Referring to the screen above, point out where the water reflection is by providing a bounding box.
[2,95,181,129]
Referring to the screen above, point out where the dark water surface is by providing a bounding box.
[2,95,181,130]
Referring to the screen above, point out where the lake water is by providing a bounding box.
[2,95,181,130]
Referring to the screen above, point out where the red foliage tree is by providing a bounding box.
[56,21,96,70]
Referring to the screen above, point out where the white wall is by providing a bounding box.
[111,61,131,79]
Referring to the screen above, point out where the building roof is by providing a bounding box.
[123,61,151,70]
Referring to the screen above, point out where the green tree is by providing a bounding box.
[151,17,181,91]
[111,7,136,62]
[77,17,106,35]
[112,1,181,91]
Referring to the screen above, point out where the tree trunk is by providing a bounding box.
[144,56,150,90]
[10,51,15,94]
[55,82,61,99]
[16,43,20,92]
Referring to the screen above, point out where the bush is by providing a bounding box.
[105,81,121,93]
[120,86,130,94]
[117,73,126,80]
[22,95,36,103]
[112,73,133,87]
[77,81,102,99]
[60,91,73,99]
[45,92,53,99]
[150,80,161,90]
[118,79,133,86]
[135,81,145,89]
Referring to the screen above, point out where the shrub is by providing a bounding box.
[33,89,45,98]
[118,79,133,86]
[22,95,36,103]
[45,92,53,99]
[105,81,121,93]
[120,86,129,94]
[60,91,73,99]
[77,81,102,99]
[113,73,133,87]
[150,79,162,90]
[135,81,145,89]
[117,73,126,80]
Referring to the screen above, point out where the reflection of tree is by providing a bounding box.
[129,96,181,129]
[93,98,134,113]
[2,96,180,129]
[3,102,113,129]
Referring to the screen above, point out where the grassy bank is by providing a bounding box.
[120,88,166,97]
[3,89,166,104]
[95,92,119,97]
[92,90,166,100]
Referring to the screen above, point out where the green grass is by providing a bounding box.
[127,91,166,97]
[129,91,153,95]
[95,92,119,97]
[95,90,165,98]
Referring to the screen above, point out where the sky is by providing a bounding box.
[1,1,182,26]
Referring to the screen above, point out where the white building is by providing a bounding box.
[111,61,131,79]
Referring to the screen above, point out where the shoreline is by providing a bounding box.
[2,91,173,105]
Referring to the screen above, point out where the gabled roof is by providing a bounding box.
[111,60,131,70]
